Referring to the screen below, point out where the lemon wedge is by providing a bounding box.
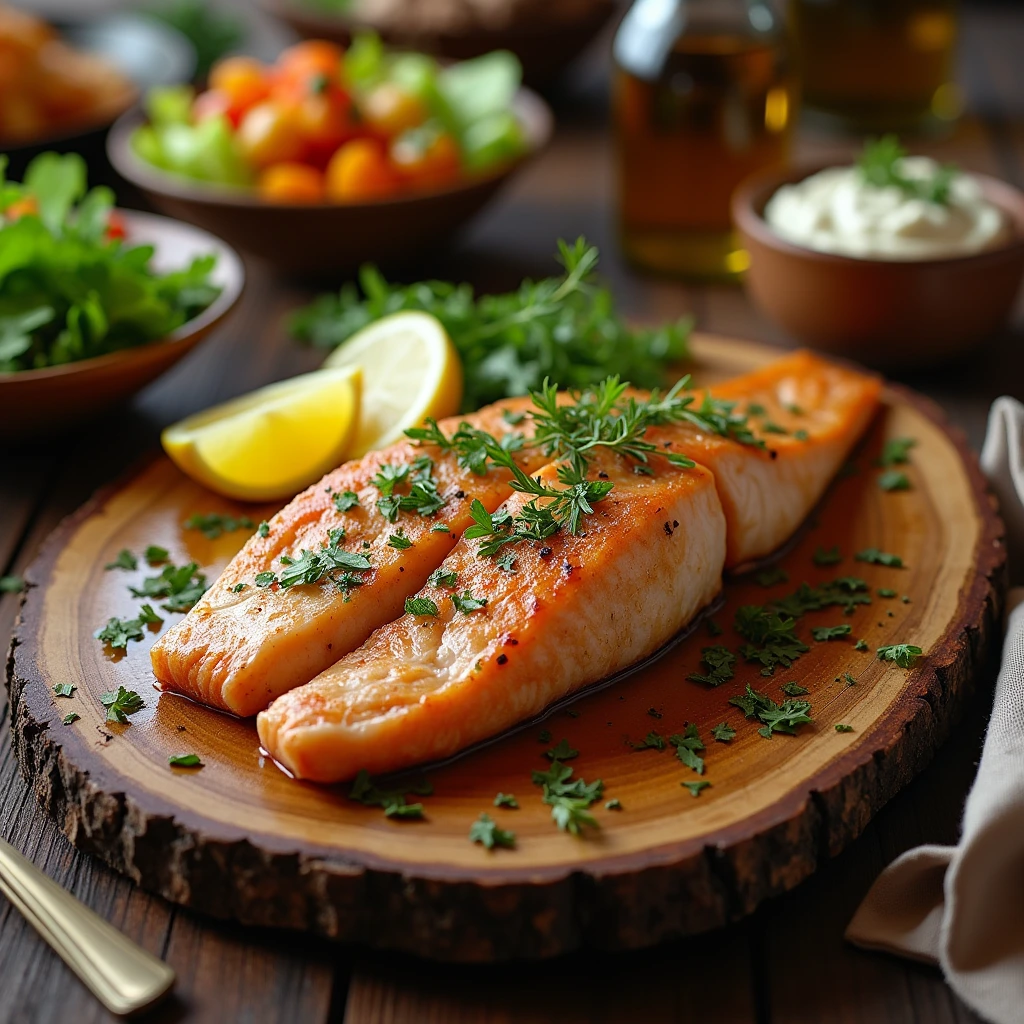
[322,311,462,456]
[162,366,361,501]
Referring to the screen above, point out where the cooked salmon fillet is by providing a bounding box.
[257,450,727,782]
[652,350,881,567]
[151,398,549,717]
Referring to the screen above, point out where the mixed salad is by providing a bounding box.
[0,152,221,373]
[131,35,528,203]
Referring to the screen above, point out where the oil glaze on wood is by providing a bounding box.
[6,335,1005,961]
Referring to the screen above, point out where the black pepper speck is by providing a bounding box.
[496,654,508,665]
[539,546,553,558]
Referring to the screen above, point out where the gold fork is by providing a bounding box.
[0,837,175,1015]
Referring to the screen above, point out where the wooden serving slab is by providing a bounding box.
[7,335,1005,961]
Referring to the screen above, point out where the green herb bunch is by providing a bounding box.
[857,136,956,207]
[289,238,692,411]
[0,152,221,373]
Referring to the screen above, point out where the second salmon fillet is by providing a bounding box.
[257,451,727,783]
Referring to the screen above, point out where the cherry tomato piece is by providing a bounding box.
[105,210,127,240]
[237,101,304,169]
[325,139,401,202]
[361,83,427,137]
[391,131,462,191]
[259,163,325,204]
[209,56,270,122]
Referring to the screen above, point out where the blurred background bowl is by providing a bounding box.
[0,209,244,442]
[259,0,618,91]
[106,88,554,279]
[732,163,1024,370]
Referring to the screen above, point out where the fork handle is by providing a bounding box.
[0,838,175,1016]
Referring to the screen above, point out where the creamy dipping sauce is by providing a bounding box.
[764,157,1010,260]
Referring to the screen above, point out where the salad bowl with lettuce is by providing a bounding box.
[0,152,244,440]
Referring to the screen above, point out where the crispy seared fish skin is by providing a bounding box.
[151,399,547,717]
[257,451,727,782]
[653,350,881,567]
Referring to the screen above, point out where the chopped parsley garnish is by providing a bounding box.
[502,409,526,426]
[877,588,897,598]
[781,681,809,696]
[257,531,372,592]
[469,814,516,850]
[813,545,842,566]
[605,798,622,810]
[532,760,603,835]
[348,770,432,819]
[231,583,247,593]
[255,571,276,587]
[431,523,451,533]
[52,683,76,697]
[333,490,360,513]
[0,575,25,593]
[631,731,666,752]
[388,531,413,550]
[144,545,169,565]
[835,724,855,733]
[683,780,711,797]
[844,672,857,686]
[183,512,254,540]
[427,567,458,588]
[405,596,439,616]
[879,470,911,492]
[711,722,736,742]
[729,683,813,739]
[494,793,518,809]
[706,618,723,637]
[858,136,955,205]
[451,590,487,614]
[168,753,203,768]
[100,686,145,724]
[877,644,923,668]
[734,606,809,675]
[687,644,737,687]
[669,724,705,774]
[811,624,852,641]
[94,605,163,649]
[756,567,789,587]
[62,713,80,725]
[855,639,869,651]
[105,549,137,571]
[130,561,208,612]
[546,738,579,761]
[538,729,552,743]
[878,437,917,466]
[856,548,904,567]
[496,551,517,572]
[257,521,270,538]
[762,422,788,435]
[794,429,809,442]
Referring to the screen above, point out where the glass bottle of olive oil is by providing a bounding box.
[791,0,959,133]
[613,0,796,280]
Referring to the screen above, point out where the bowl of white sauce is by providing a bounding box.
[732,147,1024,368]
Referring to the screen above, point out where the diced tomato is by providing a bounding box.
[276,41,343,84]
[237,101,304,169]
[391,131,462,191]
[3,196,38,220]
[325,139,402,202]
[105,210,127,240]
[259,163,325,203]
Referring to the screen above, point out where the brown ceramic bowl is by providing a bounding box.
[0,211,244,442]
[106,89,553,279]
[732,164,1024,369]
[259,0,617,90]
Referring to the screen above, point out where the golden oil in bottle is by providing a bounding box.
[613,0,796,280]
[791,0,960,132]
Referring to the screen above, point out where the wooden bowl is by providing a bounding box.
[0,211,244,443]
[106,90,553,279]
[732,164,1024,369]
[259,0,618,90]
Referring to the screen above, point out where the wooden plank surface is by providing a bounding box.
[1,3,1021,1021]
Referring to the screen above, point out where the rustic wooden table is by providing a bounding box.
[3,5,1023,1022]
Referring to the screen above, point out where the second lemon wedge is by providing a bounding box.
[162,365,361,502]
[323,311,463,456]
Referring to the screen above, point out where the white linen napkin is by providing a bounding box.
[846,396,1024,1024]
